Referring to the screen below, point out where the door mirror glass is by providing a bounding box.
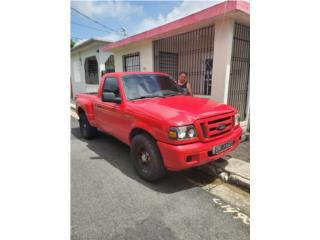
[102,77,121,103]
[102,92,121,103]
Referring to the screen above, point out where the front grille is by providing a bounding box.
[197,112,234,141]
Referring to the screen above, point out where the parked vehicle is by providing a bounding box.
[75,72,242,181]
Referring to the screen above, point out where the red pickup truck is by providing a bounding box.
[76,72,242,181]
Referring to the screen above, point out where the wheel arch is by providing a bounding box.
[76,100,95,123]
[129,127,156,143]
[77,107,85,116]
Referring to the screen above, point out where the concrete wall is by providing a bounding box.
[71,43,113,97]
[113,40,153,72]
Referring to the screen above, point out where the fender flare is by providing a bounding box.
[129,121,157,143]
[77,100,95,123]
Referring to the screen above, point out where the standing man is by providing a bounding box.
[177,71,193,95]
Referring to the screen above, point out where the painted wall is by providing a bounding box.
[71,43,113,97]
[211,19,235,103]
[113,40,153,72]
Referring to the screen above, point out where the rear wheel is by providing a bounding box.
[79,112,97,139]
[130,134,167,181]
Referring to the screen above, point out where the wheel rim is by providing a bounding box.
[137,148,151,173]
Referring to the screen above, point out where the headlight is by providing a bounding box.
[234,113,240,126]
[168,125,197,140]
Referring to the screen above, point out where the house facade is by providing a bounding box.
[101,1,250,128]
[71,38,115,97]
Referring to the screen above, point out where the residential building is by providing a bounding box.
[101,1,250,128]
[71,38,115,96]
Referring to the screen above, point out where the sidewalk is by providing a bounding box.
[226,140,250,163]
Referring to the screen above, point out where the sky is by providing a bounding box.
[70,0,227,42]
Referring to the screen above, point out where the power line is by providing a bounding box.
[71,21,109,33]
[71,36,83,40]
[71,7,118,33]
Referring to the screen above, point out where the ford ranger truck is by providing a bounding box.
[75,72,242,181]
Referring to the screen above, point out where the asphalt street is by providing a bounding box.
[71,117,249,240]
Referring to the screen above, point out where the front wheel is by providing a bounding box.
[130,134,167,181]
[79,112,97,139]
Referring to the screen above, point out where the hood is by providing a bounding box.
[127,95,235,125]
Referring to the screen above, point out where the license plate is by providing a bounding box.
[212,141,233,155]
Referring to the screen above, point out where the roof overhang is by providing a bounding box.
[101,0,249,52]
[71,38,112,53]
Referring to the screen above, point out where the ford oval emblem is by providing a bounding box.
[217,123,226,131]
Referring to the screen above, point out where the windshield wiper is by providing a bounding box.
[131,95,164,100]
[163,92,183,97]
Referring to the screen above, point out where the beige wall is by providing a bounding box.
[114,40,153,72]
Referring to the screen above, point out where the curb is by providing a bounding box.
[199,157,250,191]
[71,102,76,111]
[70,103,79,120]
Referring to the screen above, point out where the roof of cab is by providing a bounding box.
[102,72,170,77]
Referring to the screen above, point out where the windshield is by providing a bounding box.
[121,74,183,100]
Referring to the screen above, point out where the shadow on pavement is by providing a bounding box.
[71,126,195,194]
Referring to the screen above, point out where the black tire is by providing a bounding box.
[79,112,97,139]
[130,134,167,181]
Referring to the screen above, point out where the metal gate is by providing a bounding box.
[153,25,215,95]
[227,23,250,121]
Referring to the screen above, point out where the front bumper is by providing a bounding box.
[157,127,242,171]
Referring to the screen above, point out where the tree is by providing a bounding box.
[71,39,76,48]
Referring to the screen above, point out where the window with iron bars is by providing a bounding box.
[84,56,99,84]
[123,52,140,72]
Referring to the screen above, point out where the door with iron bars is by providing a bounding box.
[153,25,215,95]
[228,23,250,121]
[204,58,213,95]
[159,52,178,80]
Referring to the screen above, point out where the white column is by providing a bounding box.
[211,19,234,103]
[97,50,111,77]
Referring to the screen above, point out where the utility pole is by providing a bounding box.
[120,27,127,38]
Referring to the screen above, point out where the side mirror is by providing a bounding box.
[102,92,121,104]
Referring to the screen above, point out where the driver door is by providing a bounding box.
[94,77,122,136]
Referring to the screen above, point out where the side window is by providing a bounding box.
[103,77,120,98]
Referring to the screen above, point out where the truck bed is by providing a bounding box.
[76,92,98,100]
